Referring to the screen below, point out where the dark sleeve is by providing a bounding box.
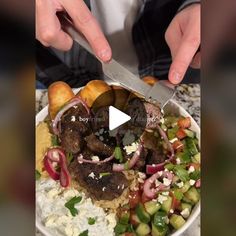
[132,0,200,83]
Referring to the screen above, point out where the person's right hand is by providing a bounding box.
[36,0,112,62]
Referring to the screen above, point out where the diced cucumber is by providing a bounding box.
[164,163,174,171]
[181,203,192,212]
[182,196,194,205]
[114,223,127,235]
[173,189,183,200]
[135,203,151,223]
[144,201,161,215]
[119,210,130,224]
[183,129,195,138]
[167,126,179,140]
[186,138,198,155]
[176,150,191,164]
[161,196,172,213]
[164,116,178,128]
[136,223,151,236]
[192,152,201,163]
[180,181,191,193]
[153,212,168,232]
[151,223,167,236]
[169,214,186,229]
[184,187,200,204]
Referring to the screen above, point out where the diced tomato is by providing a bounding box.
[141,192,152,203]
[170,192,181,211]
[178,117,191,128]
[176,129,187,139]
[123,233,135,236]
[172,140,184,151]
[130,210,140,226]
[129,190,141,209]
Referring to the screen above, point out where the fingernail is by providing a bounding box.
[98,48,111,62]
[171,70,182,84]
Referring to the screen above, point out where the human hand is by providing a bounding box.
[165,4,200,84]
[36,0,112,62]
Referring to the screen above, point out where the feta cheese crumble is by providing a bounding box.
[180,208,190,218]
[188,166,195,173]
[123,142,138,155]
[92,156,100,162]
[36,179,115,236]
[189,179,196,186]
[157,194,168,204]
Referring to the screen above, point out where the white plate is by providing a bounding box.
[36,86,200,236]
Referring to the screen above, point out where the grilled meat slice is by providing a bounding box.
[60,125,84,154]
[69,160,129,201]
[85,133,114,157]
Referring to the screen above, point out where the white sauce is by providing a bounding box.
[36,179,116,236]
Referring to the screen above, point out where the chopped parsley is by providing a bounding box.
[99,172,111,178]
[114,147,123,163]
[35,170,41,180]
[64,196,82,216]
[79,229,88,236]
[88,217,96,225]
[51,135,59,146]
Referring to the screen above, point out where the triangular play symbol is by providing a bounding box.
[109,106,131,131]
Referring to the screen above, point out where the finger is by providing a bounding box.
[61,0,112,62]
[165,20,182,59]
[36,0,73,51]
[168,24,200,84]
[190,52,201,68]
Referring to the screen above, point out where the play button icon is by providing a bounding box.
[109,106,131,131]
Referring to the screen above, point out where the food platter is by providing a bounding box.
[36,81,200,236]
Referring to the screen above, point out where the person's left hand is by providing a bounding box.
[165,4,200,84]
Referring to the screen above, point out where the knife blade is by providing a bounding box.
[64,19,175,108]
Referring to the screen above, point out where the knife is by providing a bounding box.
[64,17,175,108]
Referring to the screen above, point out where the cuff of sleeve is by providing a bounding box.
[178,0,200,12]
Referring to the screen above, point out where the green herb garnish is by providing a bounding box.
[64,196,82,216]
[35,170,41,180]
[174,166,190,182]
[51,135,59,146]
[67,152,73,164]
[79,229,88,236]
[114,147,123,163]
[88,217,96,225]
[124,161,130,170]
[99,172,111,178]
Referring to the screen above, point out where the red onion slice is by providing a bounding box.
[77,154,114,164]
[156,124,174,159]
[146,163,166,175]
[52,97,90,135]
[43,155,60,180]
[112,143,143,172]
[143,171,173,199]
[43,148,71,187]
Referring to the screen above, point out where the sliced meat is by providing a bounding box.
[60,125,84,154]
[85,133,114,157]
[144,102,162,129]
[146,149,166,165]
[92,106,109,131]
[69,160,129,201]
[61,104,91,136]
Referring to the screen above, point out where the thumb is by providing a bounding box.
[168,30,200,84]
